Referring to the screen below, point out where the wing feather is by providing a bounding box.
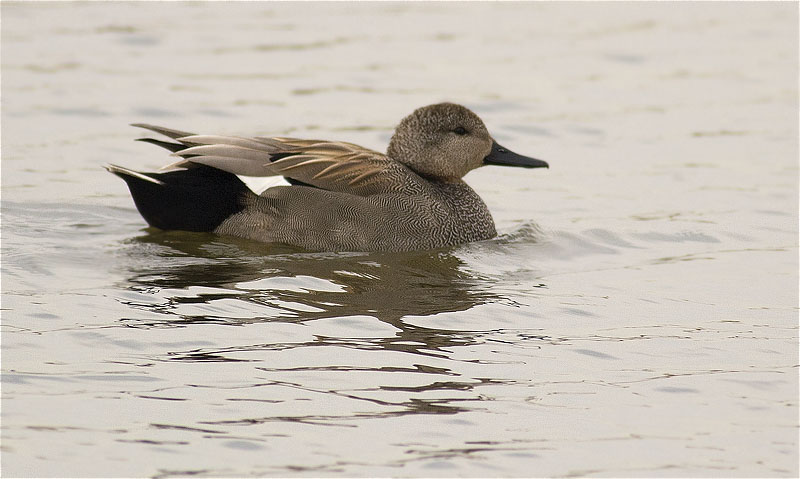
[132,125,425,196]
[165,156,279,177]
[178,135,279,151]
[174,144,276,163]
[131,123,195,140]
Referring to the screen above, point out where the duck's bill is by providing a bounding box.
[484,141,548,169]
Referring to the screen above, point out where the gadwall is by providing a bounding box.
[107,103,548,251]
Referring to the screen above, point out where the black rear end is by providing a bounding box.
[107,165,251,232]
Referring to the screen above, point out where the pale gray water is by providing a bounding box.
[1,2,798,477]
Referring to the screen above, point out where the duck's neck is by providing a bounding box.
[434,181,497,241]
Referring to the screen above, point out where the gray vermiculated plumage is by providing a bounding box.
[112,103,548,252]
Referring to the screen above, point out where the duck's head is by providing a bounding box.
[387,102,548,182]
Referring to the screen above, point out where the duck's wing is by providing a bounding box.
[132,124,424,197]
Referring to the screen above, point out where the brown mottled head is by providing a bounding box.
[388,103,547,182]
[387,103,493,182]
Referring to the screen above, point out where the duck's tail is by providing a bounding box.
[105,164,254,232]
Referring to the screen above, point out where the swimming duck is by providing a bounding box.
[106,102,548,251]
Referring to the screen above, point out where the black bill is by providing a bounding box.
[483,141,548,169]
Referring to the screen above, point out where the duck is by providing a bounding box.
[106,102,548,252]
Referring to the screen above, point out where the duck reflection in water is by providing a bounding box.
[120,229,511,359]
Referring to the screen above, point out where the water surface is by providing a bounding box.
[2,2,798,477]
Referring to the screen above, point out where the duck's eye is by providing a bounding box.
[453,126,468,136]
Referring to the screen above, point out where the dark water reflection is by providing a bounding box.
[118,229,506,359]
[112,231,518,426]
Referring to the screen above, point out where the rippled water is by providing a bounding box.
[2,2,798,477]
